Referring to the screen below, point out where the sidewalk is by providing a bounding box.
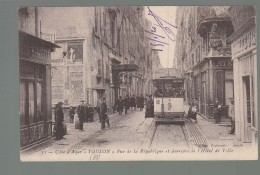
[193,114,235,147]
[21,110,136,158]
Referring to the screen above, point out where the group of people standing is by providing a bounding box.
[69,103,94,123]
[53,93,156,140]
[69,101,95,131]
[114,94,145,115]
[75,98,109,131]
[114,94,154,118]
[188,97,235,135]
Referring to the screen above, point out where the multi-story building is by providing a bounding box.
[227,6,257,145]
[174,6,234,120]
[18,7,59,150]
[36,7,160,113]
[175,6,258,146]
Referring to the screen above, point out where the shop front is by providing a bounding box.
[19,31,59,150]
[192,56,233,120]
[195,16,234,120]
[227,17,257,144]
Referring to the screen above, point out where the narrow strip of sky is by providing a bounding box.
[145,6,177,68]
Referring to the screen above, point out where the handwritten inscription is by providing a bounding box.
[145,7,177,52]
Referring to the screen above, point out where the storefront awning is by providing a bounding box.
[19,30,60,50]
[112,64,139,72]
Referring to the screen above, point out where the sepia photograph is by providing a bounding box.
[18,6,258,161]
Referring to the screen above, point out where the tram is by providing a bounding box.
[153,76,185,124]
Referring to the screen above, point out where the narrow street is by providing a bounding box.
[21,106,240,161]
[22,109,154,160]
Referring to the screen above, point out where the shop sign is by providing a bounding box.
[215,59,233,67]
[69,65,84,105]
[86,89,91,104]
[20,45,50,64]
[232,27,256,57]
[51,66,64,104]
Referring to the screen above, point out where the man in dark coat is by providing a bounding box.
[145,95,154,118]
[138,94,144,111]
[124,95,130,114]
[117,96,124,115]
[228,98,235,134]
[69,106,75,123]
[136,95,140,110]
[130,95,136,110]
[96,98,101,122]
[88,104,94,122]
[84,103,89,123]
[100,97,109,129]
[76,100,85,131]
[55,102,64,140]
[213,98,222,124]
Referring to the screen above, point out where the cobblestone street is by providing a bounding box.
[21,107,242,161]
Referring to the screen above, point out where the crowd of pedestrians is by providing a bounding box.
[54,93,155,140]
[114,94,147,116]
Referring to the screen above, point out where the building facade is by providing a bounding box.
[174,6,234,120]
[18,7,59,150]
[227,6,257,145]
[37,7,160,112]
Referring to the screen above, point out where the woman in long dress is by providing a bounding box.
[55,102,64,140]
[145,95,154,118]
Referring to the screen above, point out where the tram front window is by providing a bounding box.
[153,86,163,97]
[153,79,184,98]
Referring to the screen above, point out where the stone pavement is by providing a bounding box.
[190,113,235,148]
[21,109,154,160]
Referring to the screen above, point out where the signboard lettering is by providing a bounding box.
[215,60,233,67]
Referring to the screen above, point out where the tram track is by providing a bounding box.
[149,122,190,149]
[148,118,209,149]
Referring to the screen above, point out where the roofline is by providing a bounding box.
[19,30,60,49]
[226,16,256,44]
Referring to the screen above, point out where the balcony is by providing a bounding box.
[197,17,231,37]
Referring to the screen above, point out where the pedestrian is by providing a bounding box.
[69,106,75,123]
[124,95,130,114]
[130,95,136,110]
[100,97,110,129]
[55,102,64,140]
[96,98,101,122]
[145,95,154,118]
[88,104,94,122]
[117,96,124,115]
[190,99,198,123]
[136,95,140,110]
[76,100,85,131]
[145,95,148,108]
[53,104,58,135]
[228,98,235,134]
[139,94,144,111]
[213,98,221,124]
[84,103,89,123]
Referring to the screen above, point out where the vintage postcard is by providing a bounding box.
[19,6,258,161]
